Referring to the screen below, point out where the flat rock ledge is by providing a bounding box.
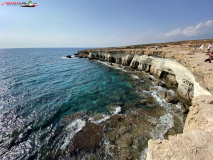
[146,95,213,160]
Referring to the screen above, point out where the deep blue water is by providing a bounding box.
[0,48,141,159]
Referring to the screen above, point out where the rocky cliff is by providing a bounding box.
[77,46,213,159]
[78,49,211,100]
[146,95,213,160]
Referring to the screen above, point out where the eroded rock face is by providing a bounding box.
[146,95,213,160]
[76,51,89,58]
[68,122,104,152]
[84,49,212,100]
[88,51,201,101]
[150,66,162,78]
[165,91,178,103]
[131,61,139,69]
[177,83,193,101]
[83,48,213,96]
[179,102,190,113]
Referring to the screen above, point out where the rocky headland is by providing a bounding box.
[73,39,213,159]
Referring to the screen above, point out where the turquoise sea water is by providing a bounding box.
[0,48,142,159]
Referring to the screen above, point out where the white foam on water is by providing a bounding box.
[98,61,127,72]
[174,103,184,126]
[60,119,85,150]
[114,66,127,72]
[149,74,158,81]
[103,141,115,157]
[61,56,69,59]
[109,106,122,115]
[132,74,140,79]
[140,84,183,140]
[149,85,175,106]
[140,147,148,160]
[150,113,174,140]
[61,56,77,59]
[88,114,110,124]
[175,103,182,110]
[151,90,164,106]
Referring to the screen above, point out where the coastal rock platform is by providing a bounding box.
[146,95,213,160]
[76,39,213,159]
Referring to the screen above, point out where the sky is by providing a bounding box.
[1,0,213,48]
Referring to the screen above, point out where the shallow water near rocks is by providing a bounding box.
[0,48,185,159]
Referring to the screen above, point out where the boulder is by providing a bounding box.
[66,55,72,58]
[165,91,178,103]
[68,122,104,151]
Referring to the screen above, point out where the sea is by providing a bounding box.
[0,48,185,160]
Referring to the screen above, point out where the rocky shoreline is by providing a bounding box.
[75,40,213,159]
[58,65,186,159]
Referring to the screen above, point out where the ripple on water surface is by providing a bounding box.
[0,48,185,160]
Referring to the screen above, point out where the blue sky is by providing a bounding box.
[1,0,213,48]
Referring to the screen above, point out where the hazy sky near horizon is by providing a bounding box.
[1,0,213,48]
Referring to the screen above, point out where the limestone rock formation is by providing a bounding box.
[85,50,211,102]
[76,51,89,58]
[81,48,212,97]
[77,43,213,160]
[146,95,213,160]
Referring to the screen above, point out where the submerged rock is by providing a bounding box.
[66,55,72,58]
[68,122,104,151]
[115,101,124,106]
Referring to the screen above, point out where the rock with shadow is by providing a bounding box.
[66,55,72,58]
